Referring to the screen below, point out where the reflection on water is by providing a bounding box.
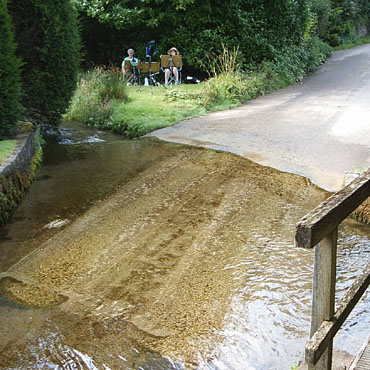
[0,121,369,369]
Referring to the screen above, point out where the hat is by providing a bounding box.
[168,47,179,55]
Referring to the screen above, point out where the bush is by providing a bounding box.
[201,73,245,108]
[187,40,331,109]
[0,0,22,138]
[320,0,370,47]
[198,46,250,108]
[65,67,128,129]
[8,0,80,124]
[99,69,127,101]
[303,36,332,72]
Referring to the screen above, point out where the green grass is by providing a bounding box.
[111,84,207,137]
[0,140,16,164]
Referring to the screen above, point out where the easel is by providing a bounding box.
[123,59,140,86]
[160,55,182,87]
[139,57,160,93]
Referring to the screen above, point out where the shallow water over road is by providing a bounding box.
[0,121,369,369]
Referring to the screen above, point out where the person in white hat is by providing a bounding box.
[164,47,180,85]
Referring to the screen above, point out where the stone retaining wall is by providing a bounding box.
[0,130,42,226]
[1,133,35,177]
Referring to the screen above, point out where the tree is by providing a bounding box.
[75,0,311,69]
[310,0,331,38]
[0,0,22,138]
[9,0,80,124]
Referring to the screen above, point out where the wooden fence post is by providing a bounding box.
[310,228,338,370]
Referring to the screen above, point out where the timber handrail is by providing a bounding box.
[295,167,370,370]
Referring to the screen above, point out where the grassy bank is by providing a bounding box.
[0,140,16,164]
[63,67,240,138]
[65,41,332,138]
[111,84,208,138]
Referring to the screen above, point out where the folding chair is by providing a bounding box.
[123,59,140,86]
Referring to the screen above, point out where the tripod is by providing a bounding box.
[139,56,159,93]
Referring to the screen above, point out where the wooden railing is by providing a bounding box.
[295,168,370,370]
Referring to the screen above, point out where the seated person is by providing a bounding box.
[122,48,139,86]
[162,47,180,86]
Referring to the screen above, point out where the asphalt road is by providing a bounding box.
[149,44,370,192]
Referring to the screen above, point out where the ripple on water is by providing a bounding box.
[198,221,370,369]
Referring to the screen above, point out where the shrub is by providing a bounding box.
[65,67,128,129]
[198,46,249,108]
[191,39,331,109]
[0,0,22,138]
[76,0,311,71]
[99,69,127,101]
[303,36,332,72]
[201,73,246,108]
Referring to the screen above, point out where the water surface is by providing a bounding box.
[0,121,369,369]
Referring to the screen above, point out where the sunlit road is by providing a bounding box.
[149,44,370,192]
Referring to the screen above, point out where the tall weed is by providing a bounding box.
[199,46,247,107]
[202,44,241,77]
[65,67,127,129]
[99,69,127,101]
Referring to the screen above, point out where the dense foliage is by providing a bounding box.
[311,0,370,46]
[0,0,22,138]
[75,0,311,69]
[8,0,80,124]
[75,0,369,71]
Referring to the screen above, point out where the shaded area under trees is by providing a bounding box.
[75,0,369,72]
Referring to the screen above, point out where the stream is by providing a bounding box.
[0,121,369,369]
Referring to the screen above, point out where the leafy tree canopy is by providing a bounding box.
[75,0,310,69]
[75,0,195,28]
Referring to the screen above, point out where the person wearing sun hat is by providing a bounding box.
[164,46,180,85]
[167,46,179,55]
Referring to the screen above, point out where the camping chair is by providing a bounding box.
[160,55,183,87]
[123,59,140,86]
